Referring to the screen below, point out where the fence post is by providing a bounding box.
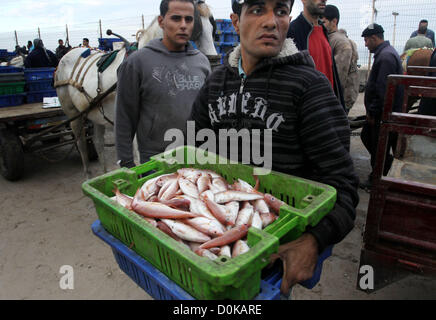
[38,27,41,39]
[14,30,19,46]
[142,14,145,29]
[66,24,70,47]
[99,19,103,39]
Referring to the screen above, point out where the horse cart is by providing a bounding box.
[0,102,96,181]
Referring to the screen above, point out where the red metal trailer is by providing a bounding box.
[358,72,436,291]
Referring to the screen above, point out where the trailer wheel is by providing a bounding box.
[0,130,24,181]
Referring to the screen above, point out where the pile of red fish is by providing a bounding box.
[112,168,285,260]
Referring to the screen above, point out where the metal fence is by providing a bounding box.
[1,0,435,67]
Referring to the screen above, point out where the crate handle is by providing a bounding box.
[270,216,301,240]
[131,160,161,176]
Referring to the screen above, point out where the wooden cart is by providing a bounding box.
[0,102,95,181]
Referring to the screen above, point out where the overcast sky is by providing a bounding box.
[1,0,435,65]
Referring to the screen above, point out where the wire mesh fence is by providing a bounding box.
[1,0,435,68]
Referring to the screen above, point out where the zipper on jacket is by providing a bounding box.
[236,76,246,123]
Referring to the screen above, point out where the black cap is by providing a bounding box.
[323,5,340,23]
[231,0,294,13]
[361,23,384,37]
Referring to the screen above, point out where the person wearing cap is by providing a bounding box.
[410,20,435,47]
[191,0,359,295]
[287,0,345,110]
[360,23,403,189]
[404,25,434,52]
[322,5,359,113]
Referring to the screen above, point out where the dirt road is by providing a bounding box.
[0,93,435,300]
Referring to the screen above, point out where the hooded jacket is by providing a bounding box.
[191,39,359,253]
[115,39,211,165]
[24,45,58,68]
[287,13,345,109]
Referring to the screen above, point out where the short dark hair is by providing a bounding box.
[83,38,89,42]
[323,5,340,24]
[420,19,428,24]
[160,0,195,17]
[232,0,295,16]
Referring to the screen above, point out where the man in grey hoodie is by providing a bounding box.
[115,0,211,167]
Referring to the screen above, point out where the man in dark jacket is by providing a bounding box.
[418,48,436,116]
[190,0,359,295]
[55,39,71,60]
[360,23,403,189]
[24,39,58,68]
[287,0,345,109]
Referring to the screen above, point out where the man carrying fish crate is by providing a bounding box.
[190,0,359,295]
[115,0,211,167]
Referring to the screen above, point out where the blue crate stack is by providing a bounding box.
[98,38,123,52]
[0,66,26,108]
[215,19,240,64]
[24,68,57,104]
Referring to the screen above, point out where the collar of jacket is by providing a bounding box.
[225,38,300,71]
[373,40,391,57]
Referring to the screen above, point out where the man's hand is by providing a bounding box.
[269,233,319,295]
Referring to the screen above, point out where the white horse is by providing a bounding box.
[54,0,218,178]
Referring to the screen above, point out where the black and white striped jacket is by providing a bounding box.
[190,39,359,253]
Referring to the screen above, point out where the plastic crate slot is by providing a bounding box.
[121,221,134,249]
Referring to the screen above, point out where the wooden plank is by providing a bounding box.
[0,103,65,122]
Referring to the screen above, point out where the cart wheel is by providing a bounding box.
[0,130,24,181]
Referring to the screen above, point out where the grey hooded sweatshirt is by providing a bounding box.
[115,39,211,166]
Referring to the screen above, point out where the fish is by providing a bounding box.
[195,248,219,260]
[183,217,226,237]
[199,224,249,249]
[156,173,179,187]
[252,199,270,215]
[214,191,263,204]
[161,219,211,243]
[114,189,133,210]
[264,193,286,214]
[189,242,201,252]
[158,178,179,201]
[178,177,200,199]
[203,193,234,226]
[225,201,240,226]
[260,212,278,228]
[157,221,184,242]
[144,218,158,228]
[132,200,199,219]
[208,247,222,255]
[158,196,191,210]
[177,168,202,184]
[140,176,161,200]
[250,211,263,229]
[232,240,250,258]
[209,177,228,193]
[197,173,211,194]
[220,245,232,258]
[235,202,254,227]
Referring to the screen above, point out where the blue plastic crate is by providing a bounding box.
[98,38,123,51]
[24,68,55,81]
[91,220,332,300]
[26,89,57,103]
[91,220,281,300]
[26,79,54,92]
[216,19,234,32]
[0,93,26,108]
[0,66,24,74]
[0,49,7,58]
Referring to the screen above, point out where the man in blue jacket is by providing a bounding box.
[360,23,403,189]
[287,0,344,109]
[418,48,436,116]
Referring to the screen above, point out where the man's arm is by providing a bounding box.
[271,73,359,294]
[115,59,142,168]
[333,39,353,92]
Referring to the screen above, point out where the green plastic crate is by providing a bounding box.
[0,81,25,95]
[82,146,336,299]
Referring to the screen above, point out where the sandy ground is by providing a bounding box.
[0,93,435,300]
